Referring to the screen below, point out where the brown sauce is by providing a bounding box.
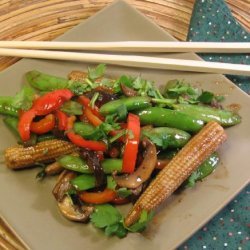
[226,103,241,113]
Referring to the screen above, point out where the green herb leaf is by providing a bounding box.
[143,130,169,149]
[186,152,219,187]
[186,171,200,187]
[68,81,91,95]
[164,80,199,99]
[117,188,132,198]
[60,101,83,115]
[119,75,134,87]
[90,92,100,109]
[88,64,106,80]
[214,95,225,102]
[198,91,214,104]
[12,86,35,110]
[105,223,119,236]
[125,210,154,232]
[105,223,127,238]
[117,104,128,120]
[109,129,126,143]
[83,127,106,141]
[90,204,122,228]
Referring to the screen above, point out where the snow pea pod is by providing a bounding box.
[136,107,204,133]
[0,97,18,117]
[58,155,123,174]
[26,70,68,91]
[173,104,241,126]
[100,96,151,115]
[186,152,219,187]
[71,174,96,191]
[71,174,116,191]
[73,122,96,138]
[37,134,56,142]
[142,127,191,148]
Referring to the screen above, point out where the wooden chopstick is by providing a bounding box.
[0,41,249,53]
[0,48,250,76]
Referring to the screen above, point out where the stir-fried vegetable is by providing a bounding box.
[1,64,240,238]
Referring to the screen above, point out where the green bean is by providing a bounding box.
[142,127,191,148]
[58,155,123,174]
[71,174,116,191]
[26,70,68,91]
[101,159,123,173]
[37,134,56,143]
[135,107,204,133]
[186,152,220,187]
[173,104,241,126]
[71,175,96,191]
[100,96,151,115]
[0,97,18,117]
[73,122,96,138]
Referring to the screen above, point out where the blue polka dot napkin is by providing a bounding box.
[187,0,250,94]
[178,1,250,249]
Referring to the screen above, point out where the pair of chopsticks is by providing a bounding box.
[0,41,250,76]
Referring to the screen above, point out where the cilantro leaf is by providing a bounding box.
[186,171,200,187]
[116,104,127,120]
[198,91,214,104]
[68,81,91,95]
[214,95,225,103]
[164,80,199,99]
[90,204,128,238]
[125,210,154,233]
[142,130,169,149]
[12,85,35,110]
[109,129,126,143]
[88,64,106,80]
[90,204,122,228]
[117,188,132,198]
[105,223,127,238]
[89,92,99,109]
[82,127,106,141]
[60,101,83,115]
[119,75,134,87]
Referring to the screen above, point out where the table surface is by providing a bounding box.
[0,0,249,249]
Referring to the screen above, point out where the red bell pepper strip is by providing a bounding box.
[111,196,130,205]
[66,115,107,152]
[79,189,116,204]
[66,115,76,130]
[30,114,55,134]
[18,109,36,141]
[78,96,104,120]
[32,89,73,116]
[55,110,68,131]
[67,132,107,151]
[84,107,103,127]
[122,113,140,173]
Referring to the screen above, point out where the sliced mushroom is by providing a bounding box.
[155,159,171,170]
[58,196,94,222]
[52,170,94,222]
[121,83,138,97]
[114,138,157,189]
[52,170,77,202]
[45,161,64,175]
[36,161,64,180]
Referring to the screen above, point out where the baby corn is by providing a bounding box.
[124,121,227,227]
[4,139,78,169]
